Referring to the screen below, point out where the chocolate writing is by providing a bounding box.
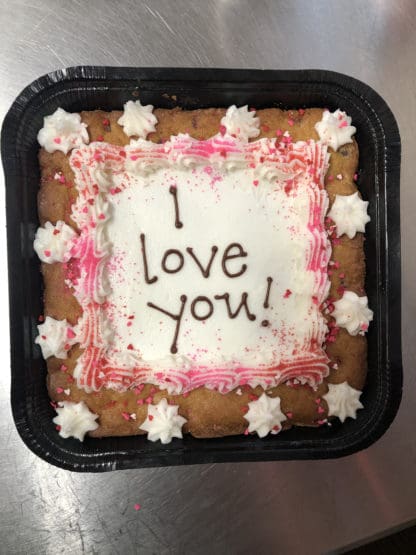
[147,295,187,354]
[169,185,183,229]
[142,192,274,353]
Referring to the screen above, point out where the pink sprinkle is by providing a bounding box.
[134,504,141,511]
[312,296,318,305]
[353,173,358,181]
[97,135,104,142]
[67,328,76,339]
[333,261,340,269]
[336,174,343,180]
[276,129,282,136]
[136,398,144,405]
[253,180,259,187]
[121,412,131,421]
[219,124,227,136]
[298,108,305,116]
[127,321,132,327]
[130,155,138,161]
[287,118,294,127]
[145,396,153,404]
[56,387,64,394]
[327,336,336,343]
[58,174,66,184]
[98,213,105,220]
[315,398,322,404]
[44,250,51,257]
[53,137,61,144]
[286,412,293,419]
[244,428,249,436]
[60,364,67,372]
[338,120,348,128]
[339,272,345,279]
[328,175,334,181]
[317,406,325,414]
[361,323,369,331]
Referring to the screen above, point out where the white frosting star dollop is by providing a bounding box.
[328,192,370,238]
[315,109,356,151]
[244,393,286,438]
[35,316,77,359]
[118,100,158,139]
[33,220,77,263]
[53,401,99,441]
[220,105,260,142]
[37,108,89,154]
[332,291,373,335]
[323,382,363,422]
[140,398,187,444]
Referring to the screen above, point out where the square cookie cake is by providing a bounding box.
[34,102,372,443]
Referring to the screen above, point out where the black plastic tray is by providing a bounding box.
[1,67,402,471]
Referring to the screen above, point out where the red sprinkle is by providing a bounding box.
[253,180,259,187]
[55,425,61,431]
[261,124,270,132]
[102,118,110,127]
[284,289,292,298]
[38,315,44,322]
[298,108,305,116]
[148,414,154,421]
[219,124,227,136]
[127,344,134,350]
[53,229,60,235]
[97,135,104,142]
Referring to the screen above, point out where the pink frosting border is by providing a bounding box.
[67,135,331,393]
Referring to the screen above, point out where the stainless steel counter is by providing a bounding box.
[0,1,414,553]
